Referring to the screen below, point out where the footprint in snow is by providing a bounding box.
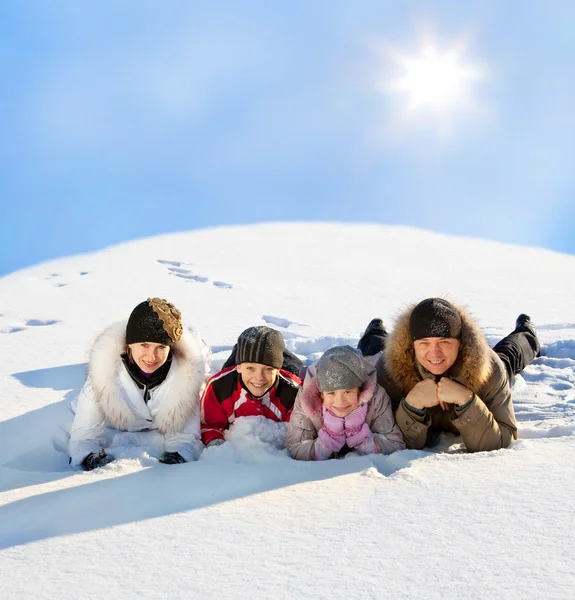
[158,259,234,289]
[0,319,60,334]
[26,319,59,327]
[157,259,189,267]
[262,315,308,329]
[44,271,90,287]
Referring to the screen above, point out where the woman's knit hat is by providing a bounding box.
[316,345,368,392]
[409,298,462,341]
[236,326,285,369]
[126,298,183,345]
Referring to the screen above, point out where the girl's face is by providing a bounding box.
[128,342,170,373]
[321,388,360,417]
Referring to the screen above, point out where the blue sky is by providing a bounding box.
[1,1,574,275]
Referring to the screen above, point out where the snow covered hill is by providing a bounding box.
[1,223,574,599]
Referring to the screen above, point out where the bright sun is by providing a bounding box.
[382,35,487,128]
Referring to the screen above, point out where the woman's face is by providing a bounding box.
[128,342,170,373]
[321,388,360,417]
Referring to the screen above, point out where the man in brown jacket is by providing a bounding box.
[358,298,540,453]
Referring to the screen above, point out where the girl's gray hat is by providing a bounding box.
[316,345,368,392]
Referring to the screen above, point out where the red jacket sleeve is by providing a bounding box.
[200,382,229,445]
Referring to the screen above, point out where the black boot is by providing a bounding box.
[515,314,541,357]
[357,318,387,357]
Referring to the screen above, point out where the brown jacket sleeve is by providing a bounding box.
[450,356,517,452]
[394,401,431,449]
[285,394,320,461]
[368,385,406,454]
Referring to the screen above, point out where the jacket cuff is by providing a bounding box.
[397,401,430,436]
[402,399,427,418]
[450,396,481,429]
[314,437,335,461]
[200,428,225,446]
[454,394,475,414]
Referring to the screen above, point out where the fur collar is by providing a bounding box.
[384,301,493,396]
[299,362,378,420]
[87,320,210,434]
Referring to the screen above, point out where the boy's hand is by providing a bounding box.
[207,439,225,448]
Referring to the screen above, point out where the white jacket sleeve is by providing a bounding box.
[163,409,203,462]
[69,380,107,466]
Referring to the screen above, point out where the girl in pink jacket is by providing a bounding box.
[286,345,405,460]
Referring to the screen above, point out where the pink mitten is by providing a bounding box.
[344,403,371,448]
[317,405,346,454]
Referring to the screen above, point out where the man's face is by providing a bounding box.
[413,337,461,375]
[237,362,280,396]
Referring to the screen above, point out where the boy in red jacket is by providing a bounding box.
[201,326,302,447]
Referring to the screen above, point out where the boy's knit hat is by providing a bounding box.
[316,346,367,392]
[236,326,285,369]
[409,298,462,341]
[126,298,183,345]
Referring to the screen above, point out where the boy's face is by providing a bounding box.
[321,388,360,417]
[237,362,280,397]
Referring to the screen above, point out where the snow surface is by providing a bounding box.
[1,223,575,600]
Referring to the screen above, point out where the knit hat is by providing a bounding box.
[126,298,183,345]
[236,326,285,369]
[316,346,368,392]
[409,298,462,341]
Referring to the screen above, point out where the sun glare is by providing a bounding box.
[381,34,487,132]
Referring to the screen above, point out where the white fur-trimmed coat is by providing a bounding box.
[69,320,210,466]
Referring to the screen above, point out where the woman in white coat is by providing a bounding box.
[69,298,209,470]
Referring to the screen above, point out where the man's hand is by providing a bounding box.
[437,378,473,407]
[405,379,439,410]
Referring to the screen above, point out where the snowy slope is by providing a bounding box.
[1,223,574,600]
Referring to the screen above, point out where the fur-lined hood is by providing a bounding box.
[87,320,210,434]
[384,302,493,396]
[298,360,378,420]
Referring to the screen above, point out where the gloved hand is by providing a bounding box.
[207,439,225,448]
[344,403,372,448]
[158,452,186,464]
[317,404,346,453]
[81,449,113,471]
